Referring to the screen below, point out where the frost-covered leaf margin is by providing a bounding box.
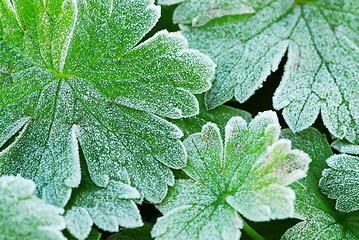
[152,111,310,240]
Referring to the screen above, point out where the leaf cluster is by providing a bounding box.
[1,0,359,240]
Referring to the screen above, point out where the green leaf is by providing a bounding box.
[161,0,359,144]
[0,0,215,206]
[64,158,142,240]
[151,111,310,240]
[158,0,257,27]
[64,227,102,240]
[107,223,154,240]
[331,139,359,155]
[158,0,185,6]
[280,128,359,239]
[319,154,359,213]
[169,95,251,139]
[0,175,66,240]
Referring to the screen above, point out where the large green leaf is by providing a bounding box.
[0,175,66,240]
[160,0,359,144]
[152,111,310,240]
[0,0,215,208]
[281,128,359,239]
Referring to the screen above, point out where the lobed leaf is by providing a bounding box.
[0,175,66,240]
[64,159,142,240]
[0,0,215,208]
[281,128,359,239]
[161,0,359,144]
[152,111,310,240]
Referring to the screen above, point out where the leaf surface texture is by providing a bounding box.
[0,175,66,240]
[152,111,310,240]
[281,128,359,239]
[160,0,359,143]
[0,0,215,207]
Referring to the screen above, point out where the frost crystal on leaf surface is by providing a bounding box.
[160,0,359,144]
[320,154,359,213]
[152,111,310,240]
[64,159,142,239]
[0,0,215,209]
[281,129,359,240]
[0,175,66,240]
[331,139,359,155]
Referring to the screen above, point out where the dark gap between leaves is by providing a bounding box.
[0,123,26,152]
[225,51,331,144]
[241,218,300,240]
[311,115,333,144]
[225,53,288,128]
[140,5,180,44]
[138,202,162,224]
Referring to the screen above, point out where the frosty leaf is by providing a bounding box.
[282,216,359,240]
[0,175,66,240]
[280,128,359,239]
[162,0,359,143]
[152,111,310,240]
[0,0,215,206]
[332,139,359,155]
[169,95,251,139]
[158,0,257,27]
[158,0,185,6]
[64,160,142,240]
[319,154,359,213]
[64,228,101,240]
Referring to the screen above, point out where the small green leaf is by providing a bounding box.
[152,111,310,240]
[331,139,359,155]
[161,0,359,144]
[0,175,66,240]
[281,128,359,239]
[319,154,359,213]
[64,227,102,240]
[169,95,251,139]
[0,0,215,206]
[64,159,142,240]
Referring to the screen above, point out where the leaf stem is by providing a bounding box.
[242,218,265,240]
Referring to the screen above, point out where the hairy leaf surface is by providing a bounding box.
[161,0,359,143]
[281,128,359,239]
[331,140,359,155]
[64,158,142,240]
[320,154,359,213]
[0,0,215,207]
[152,111,310,240]
[0,175,66,240]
